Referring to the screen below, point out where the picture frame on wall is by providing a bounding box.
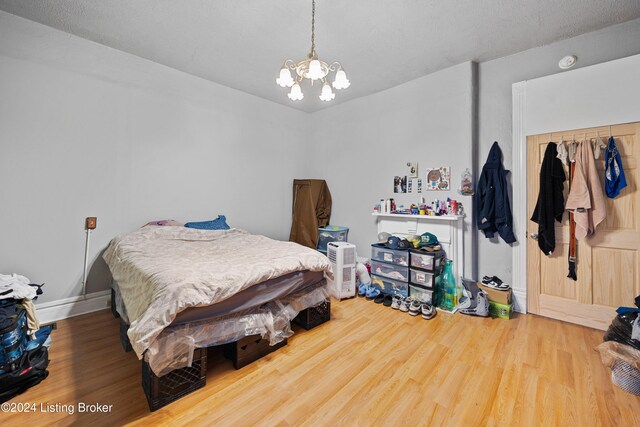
[394,176,407,193]
[425,167,451,191]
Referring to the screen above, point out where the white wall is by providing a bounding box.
[477,17,640,285]
[2,9,640,309]
[0,12,309,304]
[307,62,477,277]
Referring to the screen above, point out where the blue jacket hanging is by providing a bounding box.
[605,136,627,198]
[476,141,516,244]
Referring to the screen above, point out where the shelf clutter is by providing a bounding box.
[374,196,465,217]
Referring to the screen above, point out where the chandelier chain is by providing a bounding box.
[311,0,315,56]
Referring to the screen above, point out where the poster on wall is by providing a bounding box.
[394,176,407,193]
[425,167,451,191]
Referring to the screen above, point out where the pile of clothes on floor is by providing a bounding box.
[0,273,53,403]
[596,295,640,396]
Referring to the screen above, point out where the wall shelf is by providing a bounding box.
[371,213,464,221]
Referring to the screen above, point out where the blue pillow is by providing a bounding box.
[184,215,230,230]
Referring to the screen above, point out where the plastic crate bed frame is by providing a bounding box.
[112,284,331,411]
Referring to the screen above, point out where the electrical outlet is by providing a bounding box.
[86,217,97,230]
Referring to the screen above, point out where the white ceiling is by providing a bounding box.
[1,0,639,112]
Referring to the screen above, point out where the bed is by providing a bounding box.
[103,226,333,386]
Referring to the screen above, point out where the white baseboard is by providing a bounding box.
[35,290,111,324]
[512,289,527,314]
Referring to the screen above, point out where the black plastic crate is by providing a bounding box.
[110,288,120,319]
[142,347,207,411]
[120,318,133,353]
[293,300,331,330]
[223,335,287,369]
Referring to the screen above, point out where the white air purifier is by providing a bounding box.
[327,241,357,300]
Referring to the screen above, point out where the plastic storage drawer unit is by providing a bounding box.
[409,284,434,304]
[410,249,445,272]
[410,268,437,289]
[317,226,349,253]
[371,244,409,266]
[371,260,409,282]
[371,274,409,297]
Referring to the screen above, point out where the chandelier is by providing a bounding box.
[276,0,350,101]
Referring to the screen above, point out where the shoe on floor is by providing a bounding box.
[421,303,436,320]
[461,278,481,300]
[358,282,369,297]
[400,297,413,312]
[366,286,381,300]
[383,294,394,307]
[459,290,490,317]
[409,300,421,316]
[391,295,403,310]
[374,293,386,304]
[457,294,472,310]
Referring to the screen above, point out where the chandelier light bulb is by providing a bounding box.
[288,83,304,101]
[308,59,323,80]
[319,83,335,101]
[276,67,294,87]
[332,69,350,90]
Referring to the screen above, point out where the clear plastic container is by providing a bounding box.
[410,268,437,288]
[317,226,349,252]
[370,260,409,282]
[410,250,444,272]
[370,244,409,266]
[409,284,434,304]
[371,274,409,297]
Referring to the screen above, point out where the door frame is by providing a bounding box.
[511,53,640,315]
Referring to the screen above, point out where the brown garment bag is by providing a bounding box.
[289,179,332,249]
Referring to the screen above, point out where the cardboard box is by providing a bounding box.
[478,282,512,305]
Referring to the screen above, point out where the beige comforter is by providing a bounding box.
[103,226,332,357]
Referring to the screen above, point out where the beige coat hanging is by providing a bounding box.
[565,141,607,239]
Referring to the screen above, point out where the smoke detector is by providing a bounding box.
[558,55,578,70]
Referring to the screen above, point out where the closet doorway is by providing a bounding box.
[527,122,639,330]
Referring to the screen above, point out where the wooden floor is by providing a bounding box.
[4,298,639,426]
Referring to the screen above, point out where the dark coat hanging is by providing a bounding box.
[476,141,517,244]
[531,142,566,255]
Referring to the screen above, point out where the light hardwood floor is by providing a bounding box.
[3,298,639,426]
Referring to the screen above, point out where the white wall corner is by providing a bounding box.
[511,81,527,314]
[35,290,111,324]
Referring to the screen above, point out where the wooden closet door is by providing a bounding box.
[527,122,639,330]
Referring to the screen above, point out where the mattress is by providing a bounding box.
[114,270,325,325]
[149,270,324,325]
